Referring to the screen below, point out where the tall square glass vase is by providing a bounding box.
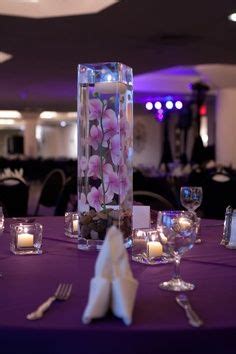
[77,62,133,251]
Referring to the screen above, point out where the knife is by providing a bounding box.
[176,293,204,327]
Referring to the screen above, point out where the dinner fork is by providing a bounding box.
[26,283,72,320]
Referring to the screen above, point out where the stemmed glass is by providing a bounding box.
[0,206,4,277]
[157,210,198,291]
[180,186,203,243]
[0,206,4,231]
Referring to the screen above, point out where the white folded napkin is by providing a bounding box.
[82,225,138,326]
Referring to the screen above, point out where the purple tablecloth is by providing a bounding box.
[0,217,235,354]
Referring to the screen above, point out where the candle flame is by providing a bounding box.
[151,233,157,242]
[106,74,112,82]
[136,230,144,237]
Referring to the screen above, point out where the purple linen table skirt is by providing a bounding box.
[0,217,235,354]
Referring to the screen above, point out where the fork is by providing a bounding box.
[26,283,72,320]
[176,293,203,327]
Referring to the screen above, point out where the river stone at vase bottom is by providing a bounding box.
[79,208,132,240]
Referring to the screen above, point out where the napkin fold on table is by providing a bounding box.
[82,225,138,326]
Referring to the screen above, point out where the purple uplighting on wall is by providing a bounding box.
[155,110,164,122]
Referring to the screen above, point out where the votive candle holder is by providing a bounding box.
[132,228,172,265]
[0,207,4,233]
[10,222,43,255]
[65,212,79,238]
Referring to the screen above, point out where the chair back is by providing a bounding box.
[0,177,29,217]
[202,172,236,219]
[54,175,77,216]
[34,169,66,215]
[133,190,174,211]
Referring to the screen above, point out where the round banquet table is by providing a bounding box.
[0,217,235,354]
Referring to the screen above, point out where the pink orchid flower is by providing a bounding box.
[89,98,103,121]
[119,165,130,202]
[102,109,118,144]
[89,125,102,150]
[120,175,130,203]
[103,163,113,176]
[80,156,88,171]
[87,187,102,211]
[87,155,100,178]
[109,134,120,166]
[120,117,130,138]
[100,185,114,204]
[87,186,114,211]
[78,192,89,213]
[104,170,120,195]
[88,155,114,179]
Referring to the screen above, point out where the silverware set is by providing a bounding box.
[26,284,203,328]
[27,283,73,320]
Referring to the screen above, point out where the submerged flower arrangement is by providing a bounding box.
[78,92,132,242]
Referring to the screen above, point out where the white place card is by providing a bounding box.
[132,205,150,229]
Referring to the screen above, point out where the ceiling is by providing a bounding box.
[1,0,236,111]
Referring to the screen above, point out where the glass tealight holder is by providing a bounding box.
[132,228,172,265]
[65,212,79,238]
[195,217,202,243]
[10,222,43,255]
[0,206,4,233]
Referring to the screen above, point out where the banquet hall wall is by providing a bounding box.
[0,99,216,167]
[0,99,218,217]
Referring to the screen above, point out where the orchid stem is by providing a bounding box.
[99,100,107,211]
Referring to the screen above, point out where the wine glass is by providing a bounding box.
[0,206,4,228]
[157,210,198,291]
[0,206,4,277]
[180,186,203,243]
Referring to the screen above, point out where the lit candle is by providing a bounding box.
[17,233,34,248]
[94,82,127,94]
[147,241,163,258]
[178,217,191,230]
[73,220,78,232]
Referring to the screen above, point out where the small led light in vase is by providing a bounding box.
[65,212,79,238]
[132,228,172,265]
[178,217,191,231]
